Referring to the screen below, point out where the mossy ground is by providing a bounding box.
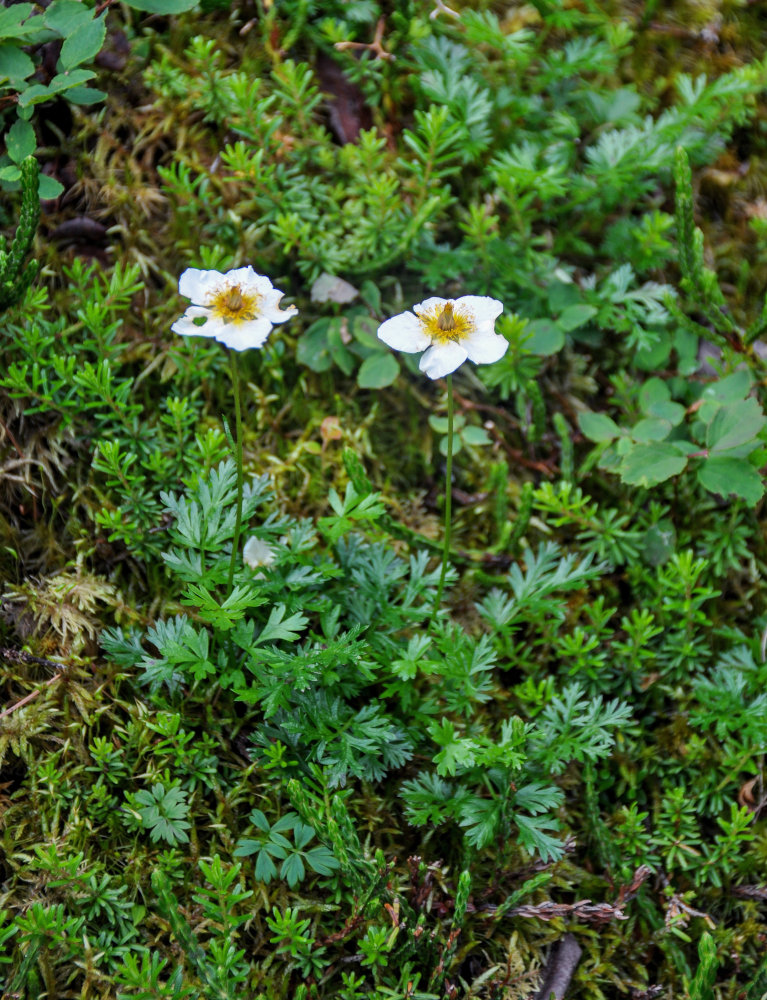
[3,2,767,999]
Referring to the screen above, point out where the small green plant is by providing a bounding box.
[0,155,38,311]
[233,809,339,887]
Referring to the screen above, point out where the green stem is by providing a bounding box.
[227,350,244,593]
[432,374,454,619]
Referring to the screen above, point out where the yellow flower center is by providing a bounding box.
[209,283,261,323]
[420,300,474,344]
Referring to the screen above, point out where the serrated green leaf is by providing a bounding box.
[638,376,670,410]
[619,443,688,487]
[16,83,51,107]
[0,5,40,40]
[646,399,686,425]
[60,16,106,70]
[0,43,34,82]
[45,0,94,34]
[707,398,766,454]
[697,457,764,505]
[67,85,105,106]
[631,417,671,443]
[357,351,398,389]
[579,411,620,442]
[700,370,752,404]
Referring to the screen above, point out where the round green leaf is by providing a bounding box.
[357,352,399,389]
[578,411,620,443]
[38,174,64,199]
[461,425,491,447]
[5,119,35,163]
[297,320,334,373]
[525,319,564,356]
[439,433,463,457]
[642,520,676,567]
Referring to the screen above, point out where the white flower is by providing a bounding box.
[171,266,297,351]
[377,295,506,379]
[243,536,275,576]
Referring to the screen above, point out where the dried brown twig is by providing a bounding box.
[0,648,68,720]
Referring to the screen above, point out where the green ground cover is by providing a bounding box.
[3,1,767,997]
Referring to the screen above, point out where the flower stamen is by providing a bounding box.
[210,283,261,323]
[437,301,457,333]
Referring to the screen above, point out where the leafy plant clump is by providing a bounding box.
[2,2,767,1000]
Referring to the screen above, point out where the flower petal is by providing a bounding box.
[260,288,298,324]
[412,296,449,317]
[419,341,468,379]
[243,536,275,569]
[454,295,504,328]
[178,268,226,305]
[461,328,509,366]
[229,266,275,297]
[214,318,273,351]
[378,311,432,353]
[171,306,218,338]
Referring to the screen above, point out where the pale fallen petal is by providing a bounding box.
[214,318,273,351]
[171,306,218,338]
[419,341,468,379]
[310,273,359,304]
[461,328,509,366]
[243,536,275,569]
[378,311,432,353]
[179,268,225,305]
[455,295,504,328]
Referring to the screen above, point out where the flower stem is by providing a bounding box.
[432,373,454,620]
[227,350,244,593]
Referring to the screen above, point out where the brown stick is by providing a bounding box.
[1,649,68,720]
[534,934,583,1000]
